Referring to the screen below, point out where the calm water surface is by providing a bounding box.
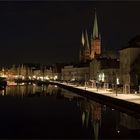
[0,84,140,139]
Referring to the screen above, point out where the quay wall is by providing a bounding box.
[49,82,140,118]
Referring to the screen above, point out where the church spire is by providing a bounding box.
[90,8,101,59]
[85,30,90,49]
[81,31,85,46]
[92,8,99,39]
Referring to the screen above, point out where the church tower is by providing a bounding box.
[79,31,85,62]
[79,9,101,62]
[90,9,101,59]
[80,30,91,62]
[84,30,91,62]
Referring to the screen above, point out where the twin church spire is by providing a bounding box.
[92,9,99,39]
[81,30,90,48]
[80,9,101,62]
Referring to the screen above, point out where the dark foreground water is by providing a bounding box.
[0,84,140,139]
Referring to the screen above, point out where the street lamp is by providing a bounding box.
[116,77,119,96]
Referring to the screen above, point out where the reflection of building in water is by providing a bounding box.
[6,86,18,96]
[0,89,6,96]
[4,84,62,97]
[80,99,91,128]
[46,85,60,96]
[5,84,47,97]
[62,89,81,101]
[79,99,101,139]
[119,112,140,130]
[6,85,35,96]
[90,100,101,140]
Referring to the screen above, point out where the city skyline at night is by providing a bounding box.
[0,1,140,66]
[0,1,140,139]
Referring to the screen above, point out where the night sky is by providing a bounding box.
[1,1,140,66]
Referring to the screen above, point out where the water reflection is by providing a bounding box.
[90,100,101,140]
[0,84,57,97]
[80,98,90,128]
[0,84,139,139]
[120,112,140,130]
[79,98,101,139]
[0,89,6,96]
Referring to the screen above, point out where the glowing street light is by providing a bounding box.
[116,78,119,85]
[33,75,36,79]
[116,77,119,96]
[44,76,49,80]
[54,75,58,80]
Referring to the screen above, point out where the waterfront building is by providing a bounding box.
[4,63,62,82]
[80,9,101,62]
[16,64,33,80]
[0,68,7,77]
[90,57,120,88]
[33,69,42,79]
[33,64,62,81]
[50,63,63,80]
[120,35,140,93]
[61,64,90,82]
[43,64,63,81]
[6,64,37,81]
[7,65,20,81]
[32,65,53,80]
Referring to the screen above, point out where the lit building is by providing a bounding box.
[90,58,120,87]
[120,35,140,92]
[80,9,101,62]
[61,65,89,82]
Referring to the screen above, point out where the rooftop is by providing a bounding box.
[121,35,140,50]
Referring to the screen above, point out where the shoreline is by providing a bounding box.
[50,81,140,119]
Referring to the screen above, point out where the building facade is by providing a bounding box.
[120,35,140,91]
[80,9,101,62]
[90,58,120,87]
[61,65,90,82]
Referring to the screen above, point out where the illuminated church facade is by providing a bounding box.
[80,10,101,63]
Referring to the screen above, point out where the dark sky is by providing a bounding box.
[1,1,140,66]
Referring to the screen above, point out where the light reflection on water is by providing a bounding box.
[0,84,140,139]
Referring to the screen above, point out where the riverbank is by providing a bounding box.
[50,81,140,119]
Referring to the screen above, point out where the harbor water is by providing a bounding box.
[0,84,140,139]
